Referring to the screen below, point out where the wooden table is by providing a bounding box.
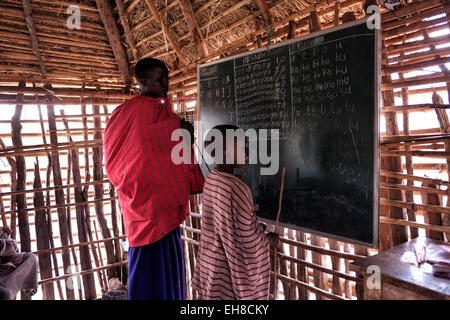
[350,238,450,300]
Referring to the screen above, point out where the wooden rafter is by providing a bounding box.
[254,0,273,26]
[21,0,47,79]
[95,0,132,85]
[115,0,139,62]
[144,0,187,66]
[178,0,208,59]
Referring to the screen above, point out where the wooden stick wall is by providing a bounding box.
[0,102,127,300]
[0,0,449,300]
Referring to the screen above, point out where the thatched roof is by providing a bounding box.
[0,0,367,94]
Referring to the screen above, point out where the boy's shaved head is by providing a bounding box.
[204,124,240,152]
[204,124,247,168]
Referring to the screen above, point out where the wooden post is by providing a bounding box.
[295,231,308,299]
[432,90,450,241]
[288,21,295,40]
[32,160,54,300]
[93,219,109,293]
[420,182,444,241]
[425,25,450,242]
[92,105,118,279]
[380,72,408,249]
[64,141,84,300]
[334,2,340,26]
[103,104,123,283]
[399,50,418,239]
[109,182,123,282]
[46,84,75,300]
[309,11,321,33]
[328,240,344,296]
[68,139,97,299]
[287,229,297,299]
[255,19,263,48]
[343,243,353,299]
[0,138,17,239]
[11,81,31,258]
[37,104,65,300]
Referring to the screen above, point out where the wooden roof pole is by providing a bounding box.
[95,0,132,85]
[21,0,47,79]
[115,0,139,62]
[254,0,273,26]
[178,0,208,59]
[144,0,188,66]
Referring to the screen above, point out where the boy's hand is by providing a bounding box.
[259,222,267,232]
[267,232,280,248]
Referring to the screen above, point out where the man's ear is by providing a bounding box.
[139,78,147,90]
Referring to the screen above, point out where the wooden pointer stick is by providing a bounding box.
[276,167,286,229]
[273,167,286,299]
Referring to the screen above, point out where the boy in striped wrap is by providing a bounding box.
[192,124,279,300]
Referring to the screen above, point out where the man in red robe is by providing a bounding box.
[104,58,204,300]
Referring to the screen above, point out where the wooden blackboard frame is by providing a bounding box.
[197,17,381,248]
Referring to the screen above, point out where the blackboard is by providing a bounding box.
[197,18,381,248]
